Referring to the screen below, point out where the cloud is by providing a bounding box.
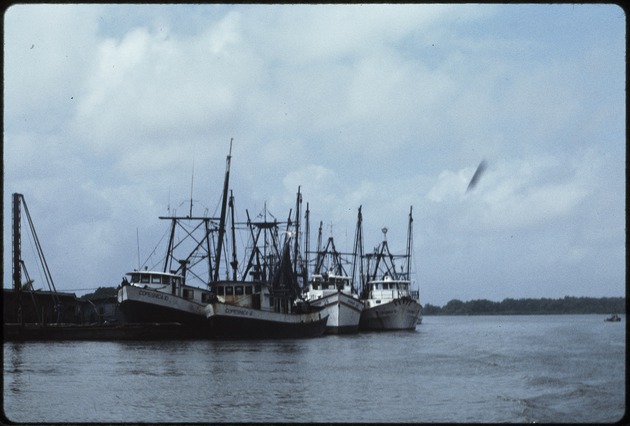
[73,14,252,152]
[428,154,593,231]
[3,5,625,305]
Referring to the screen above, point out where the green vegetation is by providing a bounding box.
[82,287,118,300]
[422,296,625,315]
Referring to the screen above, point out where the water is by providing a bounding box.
[3,315,625,423]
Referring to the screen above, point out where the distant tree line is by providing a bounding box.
[422,296,625,315]
[77,288,624,315]
[81,287,118,300]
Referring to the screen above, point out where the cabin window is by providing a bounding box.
[217,286,225,296]
[235,286,244,295]
[141,275,150,283]
[173,278,181,286]
[225,286,234,295]
[162,276,171,284]
[255,284,261,293]
[131,274,140,283]
[245,286,253,295]
[183,289,194,299]
[151,276,162,284]
[202,293,209,303]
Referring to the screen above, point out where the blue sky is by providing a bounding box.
[3,4,625,306]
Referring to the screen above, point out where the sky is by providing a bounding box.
[3,4,626,306]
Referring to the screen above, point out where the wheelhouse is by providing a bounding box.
[212,281,265,309]
[214,282,261,297]
[365,275,416,302]
[126,271,182,288]
[367,279,411,292]
[311,273,351,291]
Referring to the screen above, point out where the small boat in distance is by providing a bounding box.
[605,314,621,322]
[359,207,422,331]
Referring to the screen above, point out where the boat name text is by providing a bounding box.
[138,290,169,302]
[225,307,253,317]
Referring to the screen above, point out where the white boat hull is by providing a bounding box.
[359,297,421,331]
[308,291,364,334]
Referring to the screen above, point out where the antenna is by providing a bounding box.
[136,227,140,270]
[189,157,195,218]
[167,187,171,215]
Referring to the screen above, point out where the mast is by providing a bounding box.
[406,206,413,280]
[205,218,214,283]
[12,194,22,323]
[164,218,177,273]
[316,221,323,260]
[12,194,21,293]
[303,202,310,286]
[229,190,238,281]
[214,138,233,282]
[293,187,301,277]
[352,205,363,294]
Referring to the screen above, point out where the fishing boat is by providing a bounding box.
[302,209,364,334]
[205,283,328,339]
[205,189,328,339]
[117,141,234,330]
[117,269,211,328]
[303,271,363,334]
[359,207,422,331]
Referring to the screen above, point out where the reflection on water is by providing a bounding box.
[3,316,625,423]
[6,343,25,396]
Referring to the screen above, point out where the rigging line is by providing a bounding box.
[186,254,209,272]
[24,224,45,290]
[141,226,170,270]
[184,268,206,285]
[170,220,208,257]
[22,199,58,297]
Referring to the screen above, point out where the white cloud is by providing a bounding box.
[3,4,625,304]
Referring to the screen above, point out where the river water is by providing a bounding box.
[3,315,625,423]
